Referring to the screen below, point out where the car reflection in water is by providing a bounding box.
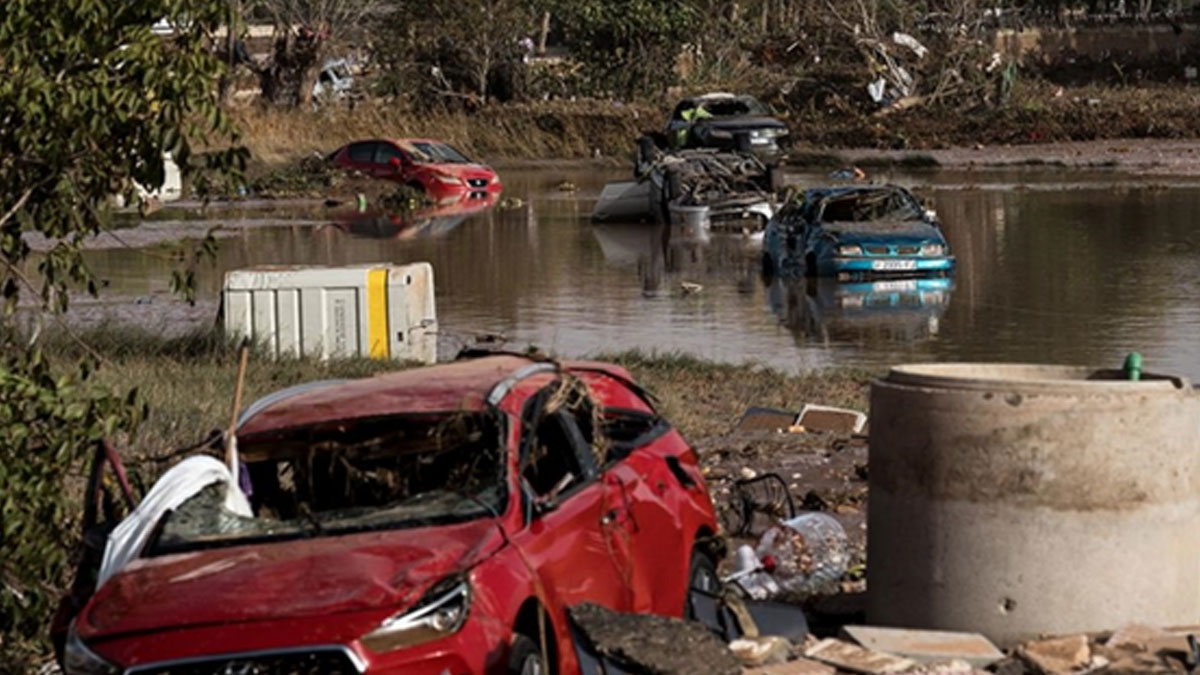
[592,221,763,297]
[768,276,954,344]
[331,192,498,240]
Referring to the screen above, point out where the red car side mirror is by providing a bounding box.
[388,157,403,172]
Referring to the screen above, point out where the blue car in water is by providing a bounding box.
[762,185,955,279]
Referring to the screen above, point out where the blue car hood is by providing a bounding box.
[823,220,944,246]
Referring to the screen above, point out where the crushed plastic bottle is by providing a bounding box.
[754,512,849,596]
[725,544,781,600]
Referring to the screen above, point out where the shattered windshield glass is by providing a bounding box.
[819,189,924,223]
[149,413,505,554]
[407,141,471,164]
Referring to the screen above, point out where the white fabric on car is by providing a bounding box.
[97,455,252,588]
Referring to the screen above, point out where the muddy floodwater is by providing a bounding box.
[73,165,1200,379]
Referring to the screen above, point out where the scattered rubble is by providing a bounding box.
[1016,635,1090,675]
[569,602,743,675]
[805,638,917,674]
[731,636,793,668]
[744,658,837,675]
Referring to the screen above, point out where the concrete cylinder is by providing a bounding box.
[867,363,1200,645]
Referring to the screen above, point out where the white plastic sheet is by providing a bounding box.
[892,32,929,59]
[97,455,251,588]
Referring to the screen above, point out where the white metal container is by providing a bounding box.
[223,263,436,363]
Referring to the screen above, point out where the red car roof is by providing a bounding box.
[237,356,638,438]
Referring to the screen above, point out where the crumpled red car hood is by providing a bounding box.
[78,519,503,640]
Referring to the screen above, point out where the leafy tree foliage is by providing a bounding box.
[373,0,538,107]
[548,0,699,100]
[0,0,243,664]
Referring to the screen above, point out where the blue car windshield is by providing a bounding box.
[820,189,923,223]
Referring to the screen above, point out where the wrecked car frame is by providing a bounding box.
[762,185,955,280]
[58,354,720,675]
[591,148,779,235]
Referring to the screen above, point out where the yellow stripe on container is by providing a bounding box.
[366,268,390,358]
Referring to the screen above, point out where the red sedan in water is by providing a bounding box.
[59,355,720,675]
[329,137,503,203]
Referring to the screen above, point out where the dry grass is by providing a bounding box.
[605,351,873,439]
[232,100,660,166]
[55,328,872,478]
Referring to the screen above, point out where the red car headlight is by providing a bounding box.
[361,578,471,652]
[433,174,464,186]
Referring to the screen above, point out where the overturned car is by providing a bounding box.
[56,355,720,675]
[762,185,955,280]
[591,147,781,235]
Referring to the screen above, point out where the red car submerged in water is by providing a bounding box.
[59,355,720,675]
[329,137,503,204]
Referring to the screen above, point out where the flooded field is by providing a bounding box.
[70,165,1200,379]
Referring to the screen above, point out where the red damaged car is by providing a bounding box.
[329,137,503,203]
[60,355,720,675]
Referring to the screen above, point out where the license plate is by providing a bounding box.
[872,259,917,271]
[871,279,918,292]
[750,137,770,145]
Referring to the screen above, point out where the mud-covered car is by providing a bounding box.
[762,185,955,280]
[665,93,789,160]
[57,355,720,675]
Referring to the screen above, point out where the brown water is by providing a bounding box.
[75,165,1200,379]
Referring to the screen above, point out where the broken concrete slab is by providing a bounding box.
[742,658,836,675]
[804,638,916,674]
[569,602,742,675]
[796,404,866,434]
[730,636,791,667]
[840,626,1004,668]
[1105,624,1171,650]
[1017,635,1090,675]
[904,659,991,675]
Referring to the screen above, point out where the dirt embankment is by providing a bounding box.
[226,80,1200,174]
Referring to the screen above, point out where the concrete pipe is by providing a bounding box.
[867,363,1200,645]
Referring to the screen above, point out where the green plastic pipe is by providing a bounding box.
[1124,352,1143,382]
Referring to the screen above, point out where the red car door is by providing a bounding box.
[587,377,697,615]
[344,141,378,174]
[509,405,633,616]
[373,142,410,182]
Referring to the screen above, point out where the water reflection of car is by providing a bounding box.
[334,194,498,239]
[762,185,955,280]
[329,138,503,203]
[768,276,953,343]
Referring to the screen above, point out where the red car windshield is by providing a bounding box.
[405,141,472,164]
[148,413,505,555]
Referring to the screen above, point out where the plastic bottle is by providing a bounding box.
[754,512,849,596]
[726,544,781,600]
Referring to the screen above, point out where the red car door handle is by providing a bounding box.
[601,508,620,525]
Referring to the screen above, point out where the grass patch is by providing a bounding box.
[48,329,872,475]
[602,350,873,439]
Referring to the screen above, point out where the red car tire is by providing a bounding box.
[507,633,545,675]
